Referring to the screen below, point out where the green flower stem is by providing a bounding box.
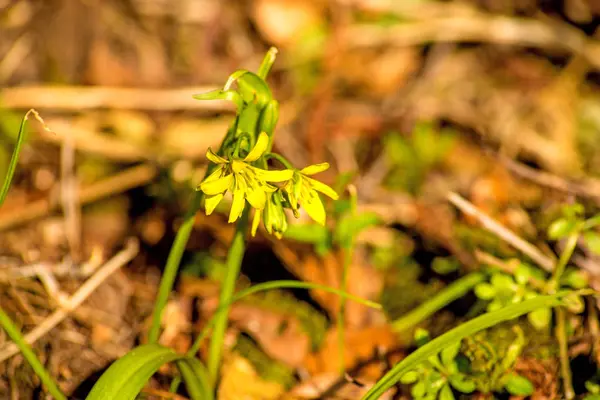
[169,279,381,393]
[207,207,249,386]
[0,308,66,400]
[337,185,358,373]
[265,153,294,170]
[391,273,486,332]
[148,190,204,343]
[550,232,579,292]
[556,307,575,399]
[550,232,578,400]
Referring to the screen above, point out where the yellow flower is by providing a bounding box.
[251,189,288,239]
[198,132,293,223]
[284,163,339,225]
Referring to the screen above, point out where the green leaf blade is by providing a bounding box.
[362,293,568,399]
[85,344,184,400]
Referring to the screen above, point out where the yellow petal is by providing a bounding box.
[306,177,339,200]
[229,191,246,222]
[206,148,228,164]
[231,160,249,174]
[255,168,293,182]
[244,132,269,162]
[300,162,330,176]
[251,208,262,237]
[302,191,326,225]
[204,193,224,215]
[246,186,266,210]
[200,173,233,195]
[229,177,247,223]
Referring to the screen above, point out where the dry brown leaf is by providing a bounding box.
[219,355,285,400]
[288,371,396,399]
[304,325,398,375]
[201,298,310,368]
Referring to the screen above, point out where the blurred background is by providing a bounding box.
[3,0,600,398]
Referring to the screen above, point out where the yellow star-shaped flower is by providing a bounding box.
[198,132,293,223]
[284,163,339,225]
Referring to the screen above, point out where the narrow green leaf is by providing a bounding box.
[85,344,184,400]
[439,383,455,400]
[399,370,418,384]
[474,283,496,300]
[0,111,28,206]
[448,375,476,394]
[548,218,577,240]
[584,231,600,255]
[504,374,534,396]
[333,212,381,248]
[527,307,552,330]
[362,293,568,399]
[175,357,213,400]
[440,341,461,367]
[283,223,330,245]
[0,308,66,400]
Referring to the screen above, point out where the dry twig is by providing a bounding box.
[0,238,139,363]
[447,192,556,272]
[0,163,157,231]
[1,86,226,111]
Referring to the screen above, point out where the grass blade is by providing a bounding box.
[0,309,67,400]
[175,357,213,400]
[0,110,28,206]
[362,293,570,399]
[85,344,184,400]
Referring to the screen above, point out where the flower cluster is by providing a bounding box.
[197,132,338,238]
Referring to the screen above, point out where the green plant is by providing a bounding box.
[384,122,456,194]
[363,291,579,399]
[474,262,586,330]
[400,331,476,400]
[461,326,533,396]
[0,110,67,400]
[400,326,533,400]
[85,49,382,400]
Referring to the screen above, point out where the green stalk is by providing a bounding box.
[337,243,352,373]
[550,232,578,291]
[550,232,578,399]
[0,309,66,400]
[391,272,485,332]
[148,191,203,343]
[556,307,575,399]
[337,185,358,373]
[169,279,381,393]
[207,208,249,386]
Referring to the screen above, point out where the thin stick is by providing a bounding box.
[0,163,157,231]
[343,9,600,70]
[500,155,600,203]
[0,238,139,363]
[2,86,229,111]
[447,192,556,272]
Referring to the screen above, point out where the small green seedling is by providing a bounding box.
[584,380,600,400]
[400,327,533,399]
[400,330,476,400]
[462,326,533,396]
[475,263,587,330]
